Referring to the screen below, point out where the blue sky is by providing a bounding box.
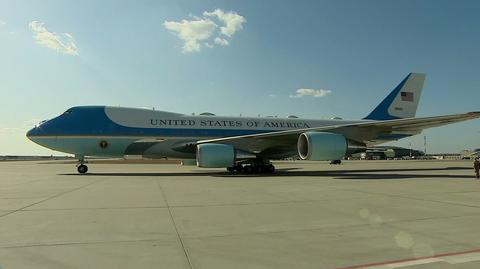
[0,0,479,155]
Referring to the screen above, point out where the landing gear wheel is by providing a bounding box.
[226,167,235,172]
[77,164,88,174]
[256,166,263,174]
[266,164,275,173]
[244,165,253,174]
[235,165,244,173]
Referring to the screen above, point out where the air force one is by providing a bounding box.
[27,73,479,174]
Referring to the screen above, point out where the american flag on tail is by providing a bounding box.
[401,91,413,102]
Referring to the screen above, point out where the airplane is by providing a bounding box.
[26,73,480,174]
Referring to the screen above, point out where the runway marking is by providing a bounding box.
[336,247,480,269]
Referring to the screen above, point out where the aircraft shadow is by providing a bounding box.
[60,168,301,177]
[60,167,475,180]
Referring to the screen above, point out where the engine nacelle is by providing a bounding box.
[298,132,348,161]
[196,143,235,168]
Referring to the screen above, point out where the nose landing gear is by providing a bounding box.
[77,164,88,174]
[76,155,88,174]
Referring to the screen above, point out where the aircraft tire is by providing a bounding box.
[256,166,263,174]
[234,165,243,173]
[77,164,88,174]
[267,164,275,173]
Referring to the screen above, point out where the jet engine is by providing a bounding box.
[196,143,235,168]
[297,132,365,161]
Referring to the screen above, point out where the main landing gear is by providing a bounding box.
[76,155,88,174]
[227,160,275,174]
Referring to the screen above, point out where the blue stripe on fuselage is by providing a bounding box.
[31,106,275,137]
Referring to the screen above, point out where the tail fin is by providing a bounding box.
[364,73,426,120]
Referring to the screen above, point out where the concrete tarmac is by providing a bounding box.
[1,160,480,269]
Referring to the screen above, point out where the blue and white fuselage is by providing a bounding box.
[26,106,362,159]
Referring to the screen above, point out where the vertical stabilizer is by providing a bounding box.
[364,73,426,120]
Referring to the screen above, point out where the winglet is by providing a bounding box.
[364,73,426,120]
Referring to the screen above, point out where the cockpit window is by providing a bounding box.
[64,109,73,114]
[36,120,47,127]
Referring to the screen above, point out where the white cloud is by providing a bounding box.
[290,88,332,98]
[164,18,217,53]
[164,9,245,53]
[214,37,229,46]
[203,9,246,37]
[28,21,78,56]
[0,20,6,26]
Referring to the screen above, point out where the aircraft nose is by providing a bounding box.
[26,127,37,140]
[26,119,49,140]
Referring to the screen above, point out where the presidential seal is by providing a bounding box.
[99,140,109,149]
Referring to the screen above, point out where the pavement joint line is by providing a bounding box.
[19,190,479,210]
[379,193,480,209]
[386,226,475,251]
[331,186,480,196]
[0,177,108,219]
[175,212,480,241]
[0,197,50,200]
[434,190,480,194]
[386,216,480,248]
[20,206,169,211]
[167,199,347,208]
[156,180,194,269]
[264,190,318,204]
[165,195,480,209]
[334,187,480,209]
[0,238,173,249]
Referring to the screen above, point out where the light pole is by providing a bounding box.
[424,136,427,155]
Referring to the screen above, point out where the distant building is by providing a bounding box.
[428,153,461,160]
[349,146,425,160]
[460,148,480,159]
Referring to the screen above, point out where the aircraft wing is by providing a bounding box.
[196,112,480,155]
